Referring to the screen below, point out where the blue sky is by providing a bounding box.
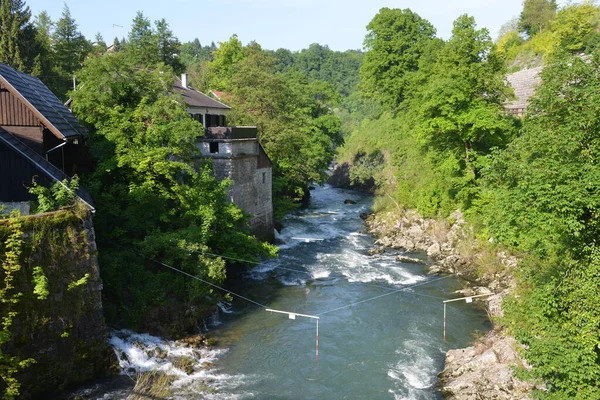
[25,0,569,51]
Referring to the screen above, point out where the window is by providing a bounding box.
[192,114,204,125]
[209,142,219,154]
[262,172,266,183]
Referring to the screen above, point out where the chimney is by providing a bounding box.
[181,73,188,89]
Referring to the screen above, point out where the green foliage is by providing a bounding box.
[28,176,80,214]
[519,0,557,37]
[272,43,364,98]
[0,218,35,399]
[360,8,437,111]
[0,0,34,71]
[123,12,182,72]
[499,1,600,69]
[480,51,600,397]
[31,266,49,300]
[553,1,600,52]
[339,14,517,217]
[179,38,213,69]
[67,273,88,291]
[70,52,275,331]
[203,39,342,217]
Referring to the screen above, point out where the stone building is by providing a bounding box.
[174,74,274,241]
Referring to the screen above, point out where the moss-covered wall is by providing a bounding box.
[0,208,113,398]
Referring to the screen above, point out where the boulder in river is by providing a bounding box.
[344,199,357,205]
[395,255,426,264]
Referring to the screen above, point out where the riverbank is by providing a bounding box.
[364,208,538,399]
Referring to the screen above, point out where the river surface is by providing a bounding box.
[70,185,490,399]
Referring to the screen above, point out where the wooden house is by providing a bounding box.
[0,62,89,175]
[0,63,93,212]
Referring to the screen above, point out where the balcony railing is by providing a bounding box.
[204,126,257,140]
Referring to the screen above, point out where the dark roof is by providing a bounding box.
[0,63,88,139]
[0,127,95,211]
[174,77,231,110]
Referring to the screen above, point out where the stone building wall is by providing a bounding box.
[0,209,113,398]
[205,139,274,241]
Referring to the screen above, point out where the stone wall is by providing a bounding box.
[0,209,113,398]
[205,139,274,241]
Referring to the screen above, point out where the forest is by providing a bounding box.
[1,0,600,398]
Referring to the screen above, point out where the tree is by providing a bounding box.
[180,38,202,68]
[70,52,274,330]
[204,35,244,90]
[360,8,436,111]
[553,2,600,52]
[519,0,557,37]
[417,15,514,158]
[125,11,157,66]
[53,3,90,97]
[93,32,106,54]
[0,0,35,71]
[482,51,600,398]
[153,18,182,72]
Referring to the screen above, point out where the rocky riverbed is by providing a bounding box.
[363,208,539,399]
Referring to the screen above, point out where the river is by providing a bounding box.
[70,185,491,399]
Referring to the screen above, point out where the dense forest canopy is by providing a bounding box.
[2,0,600,398]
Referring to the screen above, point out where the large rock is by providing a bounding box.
[395,255,426,264]
[327,162,377,193]
[440,330,539,399]
[427,242,441,259]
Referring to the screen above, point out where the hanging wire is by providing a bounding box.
[101,240,268,308]
[102,239,501,318]
[316,263,488,316]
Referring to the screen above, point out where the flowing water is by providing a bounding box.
[70,185,491,399]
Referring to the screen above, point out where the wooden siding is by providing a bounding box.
[0,141,52,202]
[0,82,41,126]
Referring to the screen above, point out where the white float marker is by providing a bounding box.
[442,293,495,341]
[266,308,320,361]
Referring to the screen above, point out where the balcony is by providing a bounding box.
[204,126,257,140]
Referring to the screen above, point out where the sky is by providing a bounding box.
[24,0,571,52]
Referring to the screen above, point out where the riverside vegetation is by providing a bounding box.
[336,2,600,399]
[1,0,600,398]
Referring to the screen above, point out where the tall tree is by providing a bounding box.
[204,35,244,90]
[154,18,182,72]
[0,0,35,71]
[518,0,557,37]
[410,14,516,210]
[125,11,158,66]
[360,8,436,111]
[53,4,89,80]
[30,10,54,78]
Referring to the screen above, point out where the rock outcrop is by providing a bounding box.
[439,330,536,399]
[327,162,377,193]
